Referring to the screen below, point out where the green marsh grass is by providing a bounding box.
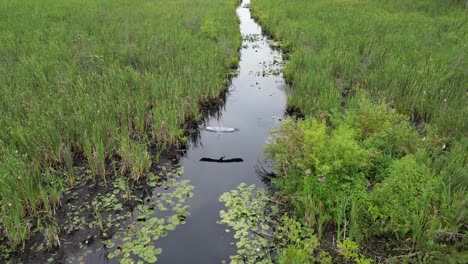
[252,0,467,140]
[0,0,241,247]
[252,0,466,260]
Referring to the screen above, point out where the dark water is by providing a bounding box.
[156,1,286,262]
[66,0,286,262]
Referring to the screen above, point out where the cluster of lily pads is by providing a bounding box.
[17,163,196,264]
[103,166,193,264]
[219,183,370,264]
[219,183,273,263]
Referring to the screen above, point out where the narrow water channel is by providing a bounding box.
[66,0,286,263]
[155,1,286,262]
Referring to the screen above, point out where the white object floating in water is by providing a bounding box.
[205,126,238,133]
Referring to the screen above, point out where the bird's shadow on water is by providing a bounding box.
[200,157,244,163]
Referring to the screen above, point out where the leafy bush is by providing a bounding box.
[343,94,421,159]
[265,96,465,258]
[277,246,310,264]
[366,155,442,241]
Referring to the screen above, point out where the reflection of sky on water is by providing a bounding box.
[156,0,287,262]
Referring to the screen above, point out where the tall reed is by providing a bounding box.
[0,0,241,247]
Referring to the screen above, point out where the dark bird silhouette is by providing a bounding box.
[200,156,244,163]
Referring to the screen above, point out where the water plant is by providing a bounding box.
[219,183,272,263]
[219,183,366,263]
[104,166,193,264]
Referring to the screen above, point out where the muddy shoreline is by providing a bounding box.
[9,147,180,263]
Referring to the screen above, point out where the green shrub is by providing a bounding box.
[278,246,310,264]
[343,93,421,159]
[367,155,442,241]
[266,96,464,257]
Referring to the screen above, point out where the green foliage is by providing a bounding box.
[104,166,193,264]
[277,246,309,264]
[343,93,421,159]
[337,238,359,261]
[23,166,191,263]
[200,19,218,40]
[118,138,152,181]
[265,97,466,259]
[275,216,323,264]
[219,184,272,263]
[253,0,466,260]
[367,155,441,241]
[251,0,466,140]
[219,184,336,264]
[0,0,240,247]
[337,238,372,264]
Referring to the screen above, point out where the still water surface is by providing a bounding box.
[156,0,286,262]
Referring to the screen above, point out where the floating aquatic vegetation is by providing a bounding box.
[242,34,261,43]
[219,183,273,263]
[105,166,194,264]
[219,183,339,264]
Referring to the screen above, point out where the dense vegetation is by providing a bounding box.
[252,0,466,140]
[249,0,467,262]
[0,0,240,248]
[266,96,466,262]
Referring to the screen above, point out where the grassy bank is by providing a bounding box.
[266,97,466,262]
[252,0,466,141]
[0,0,240,248]
[249,0,467,262]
